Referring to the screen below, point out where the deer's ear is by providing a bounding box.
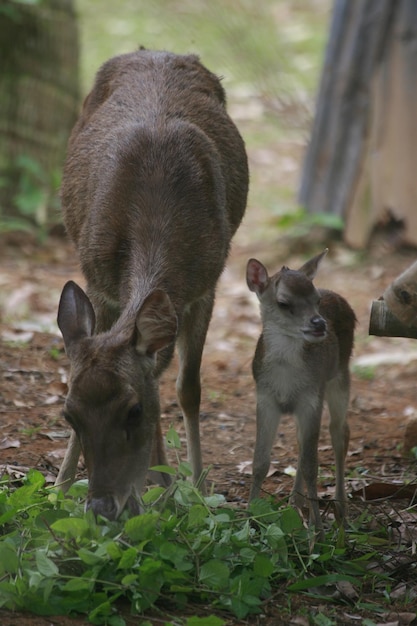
[58,281,96,354]
[246,258,269,296]
[134,290,177,356]
[298,249,328,280]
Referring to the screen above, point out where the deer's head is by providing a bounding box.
[57,281,177,520]
[246,249,328,343]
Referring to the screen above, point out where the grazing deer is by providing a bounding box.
[55,49,248,520]
[246,250,356,534]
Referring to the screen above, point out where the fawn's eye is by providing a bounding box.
[125,403,143,439]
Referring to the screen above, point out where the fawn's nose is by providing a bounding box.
[310,315,326,333]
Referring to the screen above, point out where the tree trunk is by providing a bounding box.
[299,0,394,222]
[345,1,417,248]
[0,0,79,228]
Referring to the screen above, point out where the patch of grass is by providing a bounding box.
[351,364,376,381]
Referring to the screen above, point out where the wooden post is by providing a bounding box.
[369,259,417,338]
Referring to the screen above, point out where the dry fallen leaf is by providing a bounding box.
[0,437,21,450]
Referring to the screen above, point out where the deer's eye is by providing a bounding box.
[125,403,143,439]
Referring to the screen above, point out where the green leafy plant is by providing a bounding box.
[0,155,61,236]
[274,207,345,236]
[0,428,411,625]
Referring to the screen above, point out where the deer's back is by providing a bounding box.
[61,50,248,308]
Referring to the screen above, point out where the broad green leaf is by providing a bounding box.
[51,517,90,538]
[106,541,122,561]
[199,559,230,590]
[36,550,59,577]
[159,540,191,571]
[178,461,193,477]
[165,426,181,449]
[253,553,274,578]
[78,547,106,566]
[121,573,138,586]
[117,546,138,570]
[187,504,209,529]
[265,523,285,548]
[63,578,94,593]
[124,512,159,542]
[0,542,19,575]
[142,486,166,504]
[203,494,226,508]
[279,506,303,533]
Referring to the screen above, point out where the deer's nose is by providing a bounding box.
[87,495,119,521]
[310,315,326,333]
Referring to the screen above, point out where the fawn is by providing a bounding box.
[55,49,248,520]
[246,250,356,534]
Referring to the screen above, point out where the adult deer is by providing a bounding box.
[246,250,356,535]
[55,49,248,520]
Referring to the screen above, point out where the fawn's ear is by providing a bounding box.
[246,258,269,296]
[298,249,328,280]
[57,281,96,355]
[134,289,177,356]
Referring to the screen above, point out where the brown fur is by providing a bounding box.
[56,49,248,520]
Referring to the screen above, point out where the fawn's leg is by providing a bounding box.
[294,399,323,533]
[176,292,215,492]
[249,392,282,501]
[326,369,350,521]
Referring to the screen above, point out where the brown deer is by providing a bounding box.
[55,49,248,520]
[246,250,356,535]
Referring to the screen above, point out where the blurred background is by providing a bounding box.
[0,0,332,239]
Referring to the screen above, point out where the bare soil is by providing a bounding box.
[1,221,417,625]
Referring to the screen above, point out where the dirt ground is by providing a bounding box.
[1,209,417,625]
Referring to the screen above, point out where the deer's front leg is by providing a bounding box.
[293,400,322,533]
[55,429,81,492]
[176,293,215,494]
[249,391,281,501]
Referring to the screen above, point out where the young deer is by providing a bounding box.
[246,250,356,534]
[55,49,248,520]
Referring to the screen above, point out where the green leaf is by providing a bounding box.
[199,559,230,590]
[159,541,192,571]
[0,542,19,575]
[149,464,176,475]
[187,504,209,529]
[51,517,90,539]
[142,486,166,504]
[265,523,285,548]
[117,546,139,570]
[253,553,274,578]
[166,426,181,449]
[279,506,303,533]
[35,550,59,577]
[63,578,94,593]
[124,512,159,542]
